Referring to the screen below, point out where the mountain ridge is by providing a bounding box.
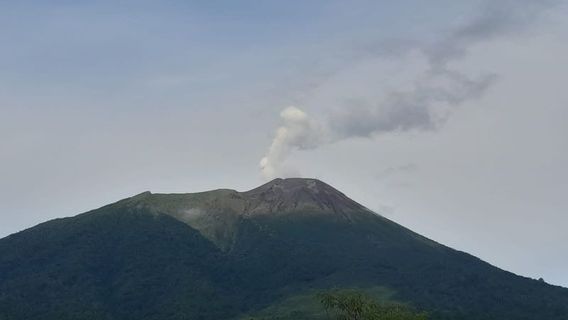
[121,178,369,216]
[112,178,384,250]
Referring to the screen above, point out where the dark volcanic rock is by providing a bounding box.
[243,178,366,216]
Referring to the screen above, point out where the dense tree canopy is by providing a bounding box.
[318,290,427,320]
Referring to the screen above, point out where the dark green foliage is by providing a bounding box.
[0,205,240,319]
[318,290,427,320]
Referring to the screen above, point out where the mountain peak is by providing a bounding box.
[243,178,366,216]
[246,178,330,194]
[125,178,369,221]
[113,178,371,251]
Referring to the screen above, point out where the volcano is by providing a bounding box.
[0,178,567,319]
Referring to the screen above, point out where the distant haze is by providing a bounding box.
[1,0,568,287]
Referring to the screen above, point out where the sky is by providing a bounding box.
[1,0,568,286]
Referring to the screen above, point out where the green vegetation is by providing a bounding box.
[244,289,425,320]
[241,287,395,320]
[318,290,427,320]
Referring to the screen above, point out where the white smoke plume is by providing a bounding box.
[260,106,326,179]
[259,1,554,180]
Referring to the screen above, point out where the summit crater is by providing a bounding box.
[242,178,366,216]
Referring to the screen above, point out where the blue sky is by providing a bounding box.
[1,0,568,287]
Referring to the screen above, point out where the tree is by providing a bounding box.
[318,290,427,320]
